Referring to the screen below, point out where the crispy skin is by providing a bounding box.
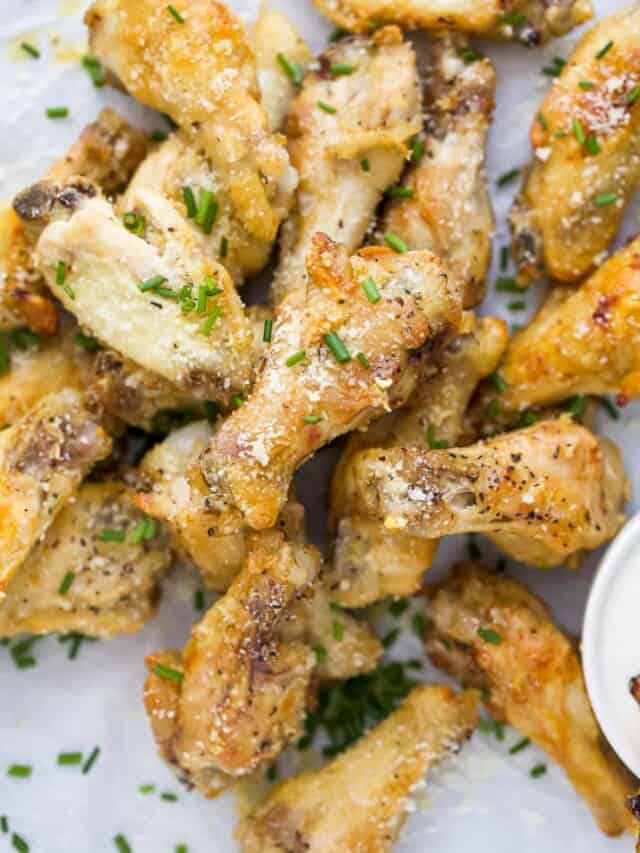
[237,684,478,853]
[16,179,253,403]
[198,235,462,535]
[382,34,495,308]
[312,0,592,43]
[475,236,640,419]
[427,562,635,836]
[341,417,627,568]
[329,314,508,606]
[511,5,640,284]
[0,389,112,596]
[273,27,421,304]
[0,109,148,335]
[86,0,294,244]
[0,482,172,637]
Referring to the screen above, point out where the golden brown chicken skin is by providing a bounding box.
[427,562,635,836]
[382,34,495,308]
[237,684,478,853]
[198,235,462,536]
[510,4,640,285]
[328,314,508,607]
[86,0,294,245]
[339,416,627,568]
[0,482,172,637]
[312,0,592,44]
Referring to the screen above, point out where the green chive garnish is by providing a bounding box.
[410,137,425,164]
[628,86,640,105]
[497,168,520,187]
[231,395,244,408]
[262,318,273,343]
[594,192,618,206]
[1,816,7,833]
[542,56,566,77]
[324,331,350,363]
[361,276,381,303]
[461,47,479,65]
[82,746,100,774]
[194,588,205,611]
[330,63,355,76]
[382,628,399,648]
[578,80,595,90]
[12,834,29,853]
[195,189,218,234]
[123,211,145,236]
[356,352,370,369]
[516,409,539,428]
[572,117,586,144]
[176,846,188,853]
[56,260,67,286]
[360,158,370,172]
[285,350,306,368]
[427,424,448,450]
[46,106,68,118]
[277,53,303,85]
[182,186,196,218]
[7,765,32,778]
[486,399,500,419]
[150,129,168,142]
[495,276,520,292]
[0,337,10,376]
[314,645,328,663]
[21,43,40,59]
[508,299,526,311]
[167,4,184,23]
[477,628,502,645]
[386,186,414,199]
[198,305,221,336]
[100,528,126,542]
[161,792,178,802]
[57,752,83,766]
[538,112,548,131]
[586,135,600,155]
[332,621,344,642]
[384,232,407,253]
[219,236,228,258]
[114,835,132,853]
[58,572,75,595]
[196,285,208,314]
[596,40,613,60]
[153,664,184,683]
[82,55,105,86]
[411,613,428,639]
[530,763,547,778]
[490,372,507,393]
[303,414,322,425]
[139,274,167,292]
[139,784,155,794]
[498,12,526,25]
[317,100,337,114]
[601,397,620,419]
[500,246,509,271]
[510,737,531,755]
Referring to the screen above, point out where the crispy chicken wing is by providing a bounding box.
[329,314,508,606]
[312,0,592,43]
[14,177,253,404]
[0,389,112,596]
[198,235,462,535]
[237,684,478,853]
[382,34,495,308]
[86,0,295,245]
[427,562,635,836]
[273,27,421,304]
[510,5,640,284]
[0,481,172,637]
[340,416,627,568]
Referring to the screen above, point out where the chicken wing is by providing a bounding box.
[382,34,495,308]
[426,562,635,836]
[328,314,508,606]
[312,0,592,43]
[510,5,640,285]
[86,0,294,245]
[340,416,627,568]
[273,26,421,304]
[237,684,478,853]
[475,235,640,420]
[0,389,112,596]
[0,481,172,637]
[14,177,254,404]
[198,234,462,536]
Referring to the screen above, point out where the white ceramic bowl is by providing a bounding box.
[583,512,640,777]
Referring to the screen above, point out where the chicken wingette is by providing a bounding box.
[382,33,495,308]
[197,234,462,536]
[237,684,478,853]
[510,4,640,284]
[339,416,627,568]
[427,562,635,836]
[273,26,421,304]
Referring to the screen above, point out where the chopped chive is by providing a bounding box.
[161,792,178,802]
[386,186,414,200]
[56,260,67,286]
[461,47,479,64]
[58,571,76,595]
[389,598,409,617]
[262,318,273,343]
[427,424,448,450]
[530,763,547,778]
[0,337,10,375]
[1,816,7,833]
[596,40,613,60]
[516,409,539,428]
[498,12,526,25]
[176,846,188,853]
[314,645,328,663]
[219,236,228,258]
[265,764,278,783]
[317,100,337,114]
[542,56,566,77]
[149,129,168,142]
[231,395,244,408]
[12,834,29,853]
[195,189,218,234]
[46,106,69,118]
[572,117,586,144]
[332,621,344,642]
[139,274,167,292]
[198,305,221,336]
[410,137,425,165]
[182,186,197,218]
[277,53,303,85]
[360,158,370,172]
[497,168,520,188]
[329,27,348,41]
[411,612,428,639]
[478,628,502,645]
[384,232,407,253]
[594,192,618,206]
[510,737,531,755]
[114,835,132,853]
[57,752,83,766]
[490,372,507,394]
[21,42,40,59]
[7,765,32,778]
[153,664,184,683]
[356,352,370,369]
[495,276,520,292]
[500,246,509,271]
[82,746,100,774]
[304,414,322,425]
[139,784,155,794]
[82,54,105,86]
[382,628,399,649]
[507,299,526,311]
[285,350,306,368]
[167,4,184,23]
[9,328,41,349]
[330,63,356,76]
[100,528,126,543]
[600,397,620,419]
[578,80,595,91]
[538,112,548,131]
[485,399,500,418]
[324,331,350,363]
[130,519,148,545]
[628,86,640,105]
[586,135,600,155]
[194,588,205,611]
[123,211,145,236]
[196,285,208,314]
[361,276,381,303]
